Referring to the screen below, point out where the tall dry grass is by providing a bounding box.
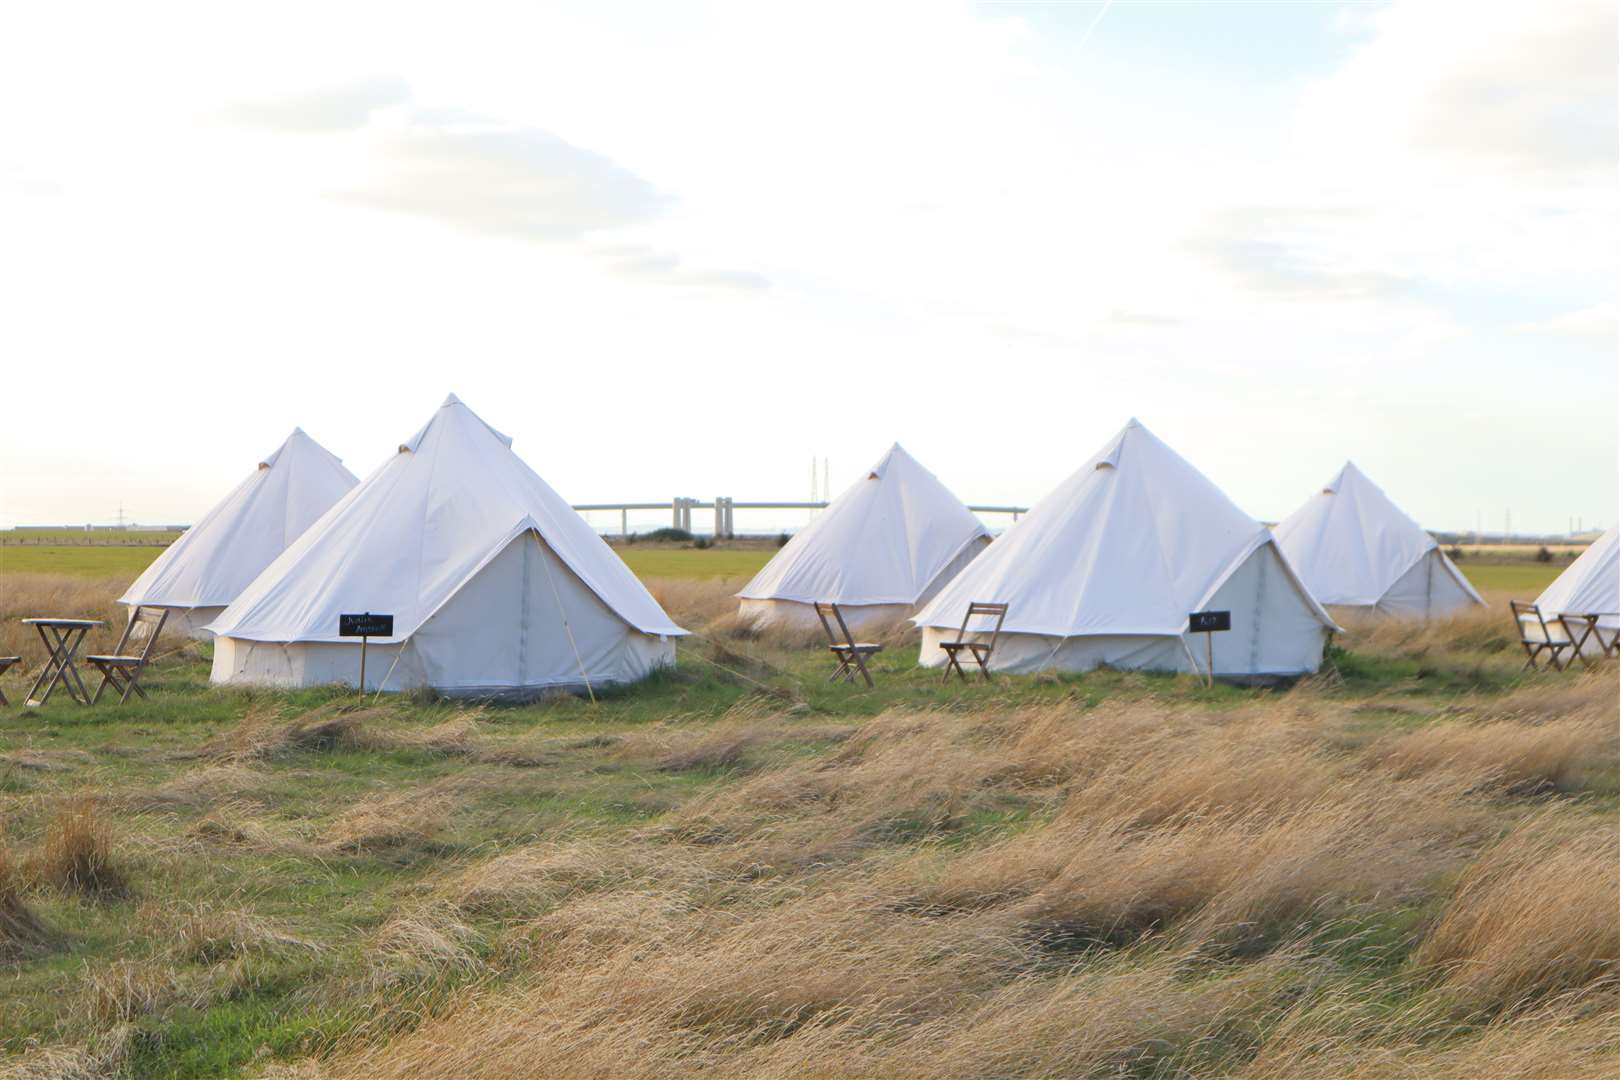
[0,575,128,671]
[1237,988,1620,1079]
[1333,590,1538,675]
[26,797,127,899]
[1414,815,1620,1016]
[1,843,49,960]
[296,681,1620,1078]
[646,576,921,652]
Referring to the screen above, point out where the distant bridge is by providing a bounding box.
[571,499,1028,538]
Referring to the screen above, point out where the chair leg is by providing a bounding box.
[90,665,111,704]
[851,654,874,689]
[121,672,146,703]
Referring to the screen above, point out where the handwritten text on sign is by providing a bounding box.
[339,613,394,638]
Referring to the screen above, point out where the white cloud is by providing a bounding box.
[332,120,666,241]
[0,0,1612,534]
[217,75,412,132]
[0,160,61,196]
[601,246,769,291]
[1298,0,1617,179]
[1512,302,1618,342]
[1186,206,1411,302]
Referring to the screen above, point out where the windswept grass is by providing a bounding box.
[1415,815,1620,1015]
[0,569,1614,1077]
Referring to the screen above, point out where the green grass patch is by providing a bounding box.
[1458,560,1565,593]
[615,546,774,579]
[1,545,165,578]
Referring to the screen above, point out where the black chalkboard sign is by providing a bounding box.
[1188,610,1231,633]
[339,613,394,638]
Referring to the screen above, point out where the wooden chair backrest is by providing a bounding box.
[114,607,169,660]
[813,601,855,649]
[954,602,1009,652]
[1509,600,1558,644]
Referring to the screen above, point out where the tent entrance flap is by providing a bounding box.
[407,531,660,694]
[534,529,595,703]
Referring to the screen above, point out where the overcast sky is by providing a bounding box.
[1,0,1614,536]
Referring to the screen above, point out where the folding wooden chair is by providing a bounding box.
[1557,612,1620,667]
[938,602,1008,683]
[85,607,169,703]
[1511,601,1573,672]
[1556,614,1601,669]
[0,656,19,706]
[813,601,883,688]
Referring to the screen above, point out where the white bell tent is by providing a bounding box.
[209,395,686,696]
[119,429,358,638]
[913,420,1338,677]
[1534,527,1619,654]
[737,443,991,630]
[1273,462,1483,619]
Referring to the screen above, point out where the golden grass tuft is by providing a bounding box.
[178,801,300,854]
[27,797,127,899]
[1,843,50,960]
[322,786,455,854]
[0,1023,135,1080]
[118,763,273,812]
[195,704,373,762]
[377,715,486,757]
[615,719,778,773]
[369,904,483,981]
[141,901,325,964]
[81,959,176,1027]
[447,838,710,920]
[1414,816,1620,1015]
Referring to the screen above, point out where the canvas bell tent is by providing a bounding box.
[1273,461,1484,619]
[118,429,358,639]
[737,443,991,630]
[913,420,1338,677]
[1533,527,1619,655]
[209,395,686,696]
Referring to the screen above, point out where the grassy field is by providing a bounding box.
[0,557,1615,1078]
[1,546,169,580]
[0,530,183,546]
[615,544,774,580]
[0,541,1568,593]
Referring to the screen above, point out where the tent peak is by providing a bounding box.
[401,395,514,453]
[868,442,915,480]
[261,427,318,470]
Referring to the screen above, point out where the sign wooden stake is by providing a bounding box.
[1187,610,1231,689]
[340,613,395,695]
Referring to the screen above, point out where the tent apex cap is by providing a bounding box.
[441,393,464,407]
